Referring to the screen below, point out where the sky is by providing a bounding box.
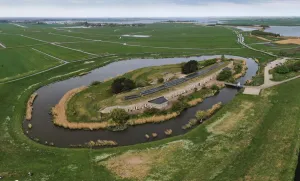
[0,0,300,17]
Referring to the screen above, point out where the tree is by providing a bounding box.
[110,109,129,124]
[181,60,199,74]
[196,110,207,120]
[221,55,226,61]
[111,78,135,94]
[217,69,232,81]
[275,65,290,74]
[158,77,164,83]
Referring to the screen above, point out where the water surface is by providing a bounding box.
[265,26,300,37]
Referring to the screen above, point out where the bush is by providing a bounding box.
[196,111,208,120]
[144,108,160,116]
[136,80,149,87]
[158,77,164,83]
[211,84,220,91]
[289,61,300,72]
[252,30,280,37]
[171,101,189,112]
[110,109,130,124]
[111,77,135,94]
[234,64,243,74]
[90,81,102,86]
[221,55,225,61]
[275,65,290,74]
[202,59,217,67]
[182,60,199,74]
[278,51,288,57]
[217,69,232,81]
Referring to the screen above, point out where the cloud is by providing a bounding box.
[0,0,299,17]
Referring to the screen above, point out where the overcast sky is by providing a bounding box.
[0,0,300,17]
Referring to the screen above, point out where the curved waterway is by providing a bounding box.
[23,55,258,148]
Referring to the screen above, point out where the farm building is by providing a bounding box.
[148,96,169,109]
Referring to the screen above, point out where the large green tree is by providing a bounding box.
[182,60,199,74]
[111,77,135,94]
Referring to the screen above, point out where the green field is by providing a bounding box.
[0,47,62,82]
[1,22,300,181]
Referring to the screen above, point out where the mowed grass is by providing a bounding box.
[0,47,61,81]
[33,44,93,61]
[0,34,42,47]
[57,24,240,49]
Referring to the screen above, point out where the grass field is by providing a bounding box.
[1,22,300,181]
[0,47,62,82]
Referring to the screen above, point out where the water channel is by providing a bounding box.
[23,55,258,148]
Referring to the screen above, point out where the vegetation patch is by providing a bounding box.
[206,102,254,134]
[101,140,193,180]
[272,59,300,81]
[25,93,38,121]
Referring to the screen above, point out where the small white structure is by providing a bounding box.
[148,96,169,109]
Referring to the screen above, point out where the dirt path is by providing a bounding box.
[244,58,291,95]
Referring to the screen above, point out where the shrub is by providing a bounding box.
[182,118,198,130]
[275,65,290,74]
[234,64,243,74]
[90,81,102,86]
[144,108,160,116]
[171,101,189,112]
[202,59,217,67]
[221,55,226,61]
[217,69,232,81]
[289,61,300,72]
[158,77,164,83]
[278,51,288,57]
[211,84,220,91]
[182,60,199,74]
[111,77,135,94]
[110,109,130,124]
[136,80,149,87]
[252,30,280,37]
[196,111,208,120]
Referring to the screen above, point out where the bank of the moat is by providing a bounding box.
[23,55,258,148]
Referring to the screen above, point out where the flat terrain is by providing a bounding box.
[1,22,300,181]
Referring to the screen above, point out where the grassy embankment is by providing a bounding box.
[66,59,230,124]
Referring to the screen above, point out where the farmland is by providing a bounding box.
[1,21,300,181]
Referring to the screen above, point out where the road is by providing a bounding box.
[233,30,277,57]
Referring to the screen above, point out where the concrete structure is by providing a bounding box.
[148,96,169,109]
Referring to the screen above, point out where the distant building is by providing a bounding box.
[148,96,169,109]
